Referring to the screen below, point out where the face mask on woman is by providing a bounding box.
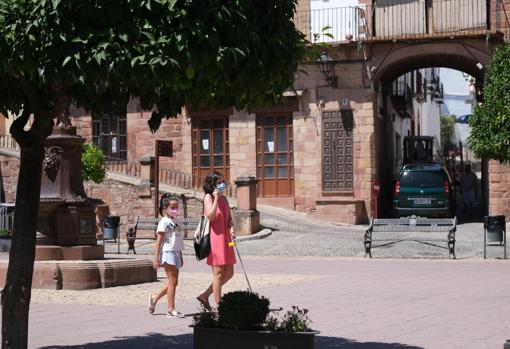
[216,182,227,193]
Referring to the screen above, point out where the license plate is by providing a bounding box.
[413,198,431,205]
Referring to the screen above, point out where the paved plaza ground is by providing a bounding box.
[2,206,510,348]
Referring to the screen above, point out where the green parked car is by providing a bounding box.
[393,163,456,218]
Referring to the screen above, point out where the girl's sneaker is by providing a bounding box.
[167,309,185,318]
[148,294,156,314]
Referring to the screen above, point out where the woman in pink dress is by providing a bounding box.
[197,171,236,310]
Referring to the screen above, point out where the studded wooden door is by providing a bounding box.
[322,110,353,192]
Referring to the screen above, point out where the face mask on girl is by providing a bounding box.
[169,208,178,217]
[216,182,227,193]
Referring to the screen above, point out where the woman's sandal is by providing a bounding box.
[196,296,212,311]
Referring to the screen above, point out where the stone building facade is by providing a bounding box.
[65,47,373,224]
[1,0,510,225]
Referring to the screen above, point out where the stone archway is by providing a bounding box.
[364,38,497,218]
[368,39,493,88]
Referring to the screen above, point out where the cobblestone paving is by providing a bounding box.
[235,205,505,259]
[108,205,505,259]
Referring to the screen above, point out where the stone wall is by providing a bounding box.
[488,161,510,218]
[84,177,203,237]
[0,151,19,203]
[292,49,374,223]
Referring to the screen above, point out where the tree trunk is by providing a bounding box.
[1,137,45,349]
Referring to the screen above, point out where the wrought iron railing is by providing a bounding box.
[0,134,20,152]
[295,0,509,43]
[0,206,14,233]
[158,169,235,198]
[160,169,193,189]
[105,159,141,178]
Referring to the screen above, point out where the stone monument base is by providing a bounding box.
[35,245,104,261]
[233,209,260,236]
[0,258,156,290]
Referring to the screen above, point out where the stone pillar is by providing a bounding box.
[138,156,154,198]
[139,156,155,185]
[232,176,260,236]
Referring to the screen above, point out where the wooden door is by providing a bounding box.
[256,115,294,197]
[322,110,353,192]
[192,116,230,188]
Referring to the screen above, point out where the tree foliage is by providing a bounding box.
[440,114,456,152]
[470,42,510,162]
[81,143,106,184]
[0,0,306,131]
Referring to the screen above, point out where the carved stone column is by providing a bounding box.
[232,176,260,236]
[36,126,102,260]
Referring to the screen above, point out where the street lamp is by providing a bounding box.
[317,52,337,88]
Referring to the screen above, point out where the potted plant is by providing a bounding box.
[192,291,318,349]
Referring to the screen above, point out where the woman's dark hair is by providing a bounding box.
[203,171,223,195]
[159,193,179,216]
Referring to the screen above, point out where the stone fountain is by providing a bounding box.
[36,125,103,260]
[0,116,156,290]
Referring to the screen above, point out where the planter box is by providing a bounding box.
[193,326,318,349]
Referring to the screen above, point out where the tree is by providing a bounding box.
[81,143,106,184]
[469,43,510,162]
[0,1,305,347]
[440,114,456,154]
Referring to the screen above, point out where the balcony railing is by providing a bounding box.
[0,134,20,152]
[295,0,509,43]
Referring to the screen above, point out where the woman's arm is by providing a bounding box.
[204,191,219,222]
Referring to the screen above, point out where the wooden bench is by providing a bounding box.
[127,216,201,254]
[363,215,457,259]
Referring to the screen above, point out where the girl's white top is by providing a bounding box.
[157,217,184,251]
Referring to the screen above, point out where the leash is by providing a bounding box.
[229,240,253,293]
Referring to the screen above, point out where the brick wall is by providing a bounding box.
[70,104,185,173]
[488,161,510,218]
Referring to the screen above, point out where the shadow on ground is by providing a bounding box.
[37,333,193,349]
[37,333,424,349]
[317,335,424,348]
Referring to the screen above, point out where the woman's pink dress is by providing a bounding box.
[206,196,236,266]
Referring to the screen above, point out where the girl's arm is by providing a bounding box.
[204,192,219,222]
[153,232,163,270]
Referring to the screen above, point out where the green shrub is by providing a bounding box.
[81,143,106,184]
[0,229,11,237]
[218,291,270,330]
[192,305,218,328]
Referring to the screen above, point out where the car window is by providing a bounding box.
[400,171,445,187]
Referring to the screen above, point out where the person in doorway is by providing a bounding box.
[460,164,478,217]
[197,171,236,311]
[148,193,185,318]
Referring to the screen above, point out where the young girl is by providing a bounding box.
[148,193,185,318]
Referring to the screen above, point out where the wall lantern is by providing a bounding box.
[317,52,337,88]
